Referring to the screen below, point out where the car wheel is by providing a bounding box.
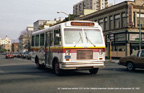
[127,62,135,71]
[53,60,63,76]
[89,68,99,74]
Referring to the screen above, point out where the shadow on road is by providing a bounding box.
[103,66,144,74]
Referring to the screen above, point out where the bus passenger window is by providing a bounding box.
[32,36,35,46]
[54,30,61,45]
[35,35,39,46]
[40,33,44,46]
[50,32,53,46]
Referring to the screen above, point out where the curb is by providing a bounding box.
[105,59,119,63]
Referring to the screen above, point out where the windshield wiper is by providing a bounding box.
[74,32,83,47]
[85,32,96,47]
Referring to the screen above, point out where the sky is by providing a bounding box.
[0,0,128,41]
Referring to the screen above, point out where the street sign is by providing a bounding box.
[128,3,134,27]
[107,33,114,42]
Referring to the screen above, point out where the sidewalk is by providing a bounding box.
[105,59,119,63]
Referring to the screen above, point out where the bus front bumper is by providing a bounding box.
[59,61,105,70]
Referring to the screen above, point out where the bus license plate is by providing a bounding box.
[65,56,71,59]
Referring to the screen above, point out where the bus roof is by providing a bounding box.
[32,20,99,35]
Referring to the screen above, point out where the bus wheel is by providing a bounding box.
[89,68,99,74]
[54,60,62,76]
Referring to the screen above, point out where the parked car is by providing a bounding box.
[17,52,22,58]
[21,51,30,59]
[118,50,144,71]
[26,52,31,60]
[5,53,14,59]
[13,52,18,57]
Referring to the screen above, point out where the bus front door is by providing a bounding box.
[45,32,53,67]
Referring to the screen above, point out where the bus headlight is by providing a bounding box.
[65,50,71,61]
[99,49,103,55]
[65,50,70,56]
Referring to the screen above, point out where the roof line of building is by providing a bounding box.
[78,1,128,20]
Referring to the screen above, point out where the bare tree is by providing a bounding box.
[20,29,27,36]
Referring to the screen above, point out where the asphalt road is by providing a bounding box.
[0,55,144,93]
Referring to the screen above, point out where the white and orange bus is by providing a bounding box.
[31,20,105,75]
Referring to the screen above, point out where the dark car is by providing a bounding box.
[119,50,144,71]
[17,52,22,58]
[5,53,14,59]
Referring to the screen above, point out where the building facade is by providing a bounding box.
[76,0,144,58]
[0,36,11,52]
[73,0,108,15]
[33,20,57,31]
[12,43,18,52]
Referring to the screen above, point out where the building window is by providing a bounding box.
[129,33,144,41]
[129,34,139,41]
[137,13,144,28]
[40,33,44,46]
[121,12,127,28]
[109,16,113,30]
[114,14,120,29]
[114,45,126,51]
[35,35,39,46]
[115,33,126,41]
[104,17,108,30]
[99,19,104,30]
[133,12,135,27]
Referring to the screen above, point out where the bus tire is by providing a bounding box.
[53,60,63,76]
[89,68,99,74]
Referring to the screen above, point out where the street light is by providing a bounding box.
[57,12,70,21]
[139,3,144,51]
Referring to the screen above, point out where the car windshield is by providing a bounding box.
[64,28,103,45]
[141,50,144,57]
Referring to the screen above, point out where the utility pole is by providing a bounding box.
[108,32,114,62]
[57,12,70,21]
[139,3,144,51]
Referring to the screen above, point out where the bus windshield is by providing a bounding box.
[84,29,103,44]
[64,28,103,45]
[64,29,83,44]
